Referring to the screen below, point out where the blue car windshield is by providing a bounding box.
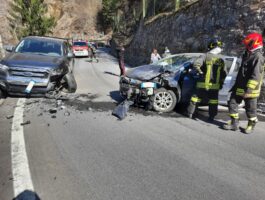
[157,55,192,71]
[15,39,63,57]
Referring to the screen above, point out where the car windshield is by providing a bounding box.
[73,42,87,46]
[15,38,63,57]
[156,55,193,71]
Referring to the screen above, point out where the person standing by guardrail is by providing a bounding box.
[162,46,171,58]
[223,33,265,134]
[116,44,125,76]
[150,48,161,63]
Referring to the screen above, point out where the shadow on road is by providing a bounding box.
[13,190,41,200]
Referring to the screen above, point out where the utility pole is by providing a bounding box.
[175,0,180,11]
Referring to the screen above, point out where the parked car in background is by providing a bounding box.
[72,40,89,57]
[0,36,77,98]
[120,53,241,113]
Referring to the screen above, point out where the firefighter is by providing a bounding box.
[186,38,227,121]
[223,32,265,134]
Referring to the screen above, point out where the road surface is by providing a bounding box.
[1,48,265,200]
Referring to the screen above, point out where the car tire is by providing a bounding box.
[150,88,177,113]
[0,89,6,99]
[62,73,77,93]
[0,89,3,99]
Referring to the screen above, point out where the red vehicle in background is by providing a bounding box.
[72,40,89,57]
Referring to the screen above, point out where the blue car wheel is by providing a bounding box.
[150,88,177,112]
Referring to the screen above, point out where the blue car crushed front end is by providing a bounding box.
[119,61,197,109]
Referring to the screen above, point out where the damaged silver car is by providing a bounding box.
[120,53,240,113]
[0,36,77,98]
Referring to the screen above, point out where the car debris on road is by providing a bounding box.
[20,120,31,126]
[112,100,134,120]
[6,115,14,119]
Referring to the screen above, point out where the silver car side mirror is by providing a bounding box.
[5,45,15,52]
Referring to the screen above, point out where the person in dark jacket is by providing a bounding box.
[187,38,227,121]
[116,45,125,76]
[223,32,265,134]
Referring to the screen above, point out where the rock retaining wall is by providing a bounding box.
[123,0,265,66]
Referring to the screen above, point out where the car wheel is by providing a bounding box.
[150,88,177,113]
[0,89,6,99]
[0,89,3,99]
[62,73,77,93]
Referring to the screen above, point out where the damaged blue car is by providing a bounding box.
[120,53,240,113]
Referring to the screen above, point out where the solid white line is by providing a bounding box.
[11,98,34,197]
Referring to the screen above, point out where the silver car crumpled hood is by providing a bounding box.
[125,65,163,81]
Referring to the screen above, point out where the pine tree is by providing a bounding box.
[8,0,56,40]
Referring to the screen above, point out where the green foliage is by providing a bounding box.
[8,0,56,39]
[100,0,121,30]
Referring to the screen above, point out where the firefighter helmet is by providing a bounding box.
[207,38,224,50]
[243,32,263,51]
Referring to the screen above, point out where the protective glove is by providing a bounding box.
[244,93,252,99]
[197,71,204,79]
[194,68,203,75]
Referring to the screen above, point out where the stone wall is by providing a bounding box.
[123,0,265,66]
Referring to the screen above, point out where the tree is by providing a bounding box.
[99,0,121,31]
[8,0,56,40]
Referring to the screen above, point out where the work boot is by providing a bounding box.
[243,118,258,134]
[207,116,215,122]
[223,118,239,131]
[184,112,193,119]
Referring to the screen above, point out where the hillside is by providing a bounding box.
[45,0,102,39]
[0,0,102,44]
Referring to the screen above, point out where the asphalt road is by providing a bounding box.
[1,48,265,200]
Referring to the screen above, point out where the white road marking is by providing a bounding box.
[11,98,34,197]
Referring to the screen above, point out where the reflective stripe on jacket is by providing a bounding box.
[194,53,227,90]
[232,49,264,98]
